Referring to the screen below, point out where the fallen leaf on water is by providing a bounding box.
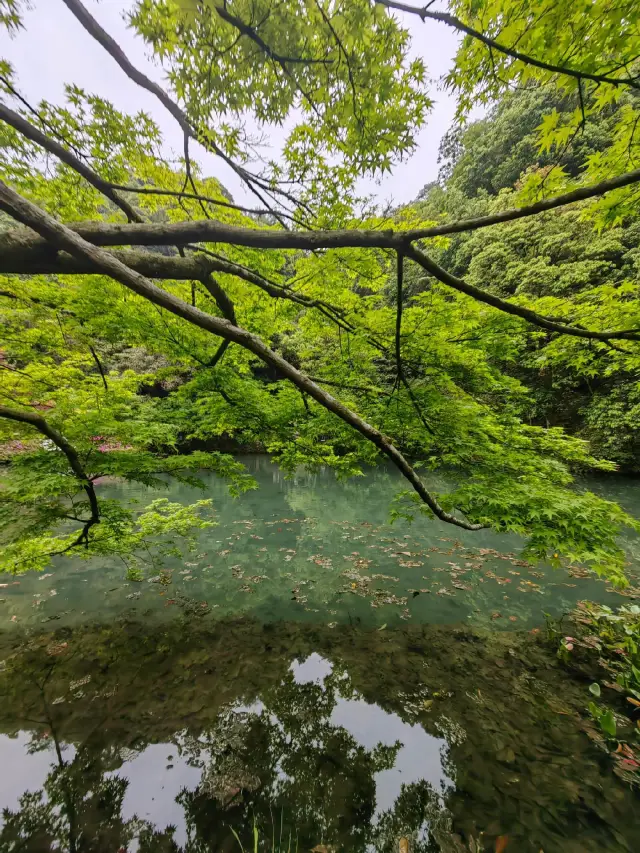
[509,616,518,622]
[495,836,509,853]
[491,612,502,620]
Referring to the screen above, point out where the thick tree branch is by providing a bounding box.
[0,404,100,545]
[2,215,638,341]
[0,178,484,531]
[0,241,360,335]
[200,274,237,367]
[3,157,640,249]
[202,273,237,325]
[377,0,640,90]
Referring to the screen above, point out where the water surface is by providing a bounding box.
[1,457,639,851]
[2,457,638,631]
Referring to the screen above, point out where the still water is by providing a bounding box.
[0,457,639,851]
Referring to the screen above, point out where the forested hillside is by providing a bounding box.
[410,87,640,470]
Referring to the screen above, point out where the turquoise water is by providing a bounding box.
[2,456,638,631]
[0,457,639,852]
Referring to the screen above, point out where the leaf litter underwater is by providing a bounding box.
[0,457,639,850]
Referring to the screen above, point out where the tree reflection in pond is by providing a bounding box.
[0,617,638,852]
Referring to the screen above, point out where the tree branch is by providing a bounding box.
[377,0,640,90]
[406,245,640,342]
[2,216,638,341]
[213,4,333,66]
[410,167,640,238]
[393,250,436,435]
[0,178,485,531]
[0,404,100,545]
[0,100,143,223]
[88,344,108,391]
[4,157,640,249]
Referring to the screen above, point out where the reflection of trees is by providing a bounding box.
[1,733,135,852]
[0,738,185,853]
[177,667,411,852]
[0,621,444,852]
[1,617,640,852]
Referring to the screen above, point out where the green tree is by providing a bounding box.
[0,0,639,582]
[414,86,640,470]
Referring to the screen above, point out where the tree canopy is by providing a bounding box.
[1,0,639,582]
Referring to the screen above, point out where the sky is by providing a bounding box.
[2,0,466,208]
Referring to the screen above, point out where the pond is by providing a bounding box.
[0,457,639,851]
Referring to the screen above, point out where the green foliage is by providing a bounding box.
[131,0,431,207]
[0,0,639,582]
[0,497,215,574]
[445,0,640,221]
[415,86,640,471]
[552,602,640,780]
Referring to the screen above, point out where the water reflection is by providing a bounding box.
[3,457,639,633]
[1,617,638,852]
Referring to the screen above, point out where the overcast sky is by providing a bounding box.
[2,0,467,207]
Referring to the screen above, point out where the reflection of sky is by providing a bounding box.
[0,732,74,820]
[113,743,201,849]
[292,654,452,815]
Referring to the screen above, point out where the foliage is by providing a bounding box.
[0,0,639,580]
[415,87,640,471]
[551,601,640,783]
[445,0,640,222]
